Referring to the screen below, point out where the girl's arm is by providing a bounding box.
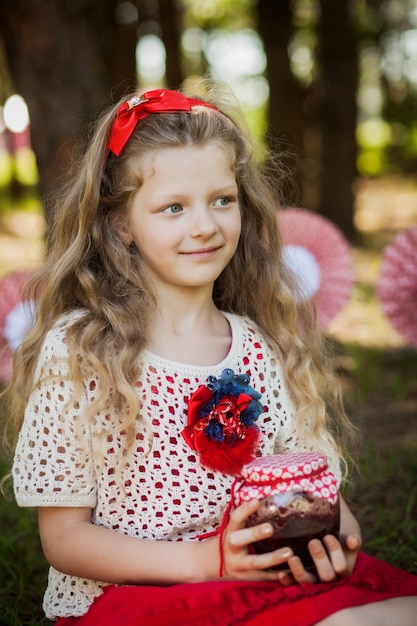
[38,502,293,585]
[38,506,213,584]
[39,496,360,585]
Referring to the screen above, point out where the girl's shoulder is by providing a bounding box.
[222,311,268,346]
[221,311,278,368]
[37,309,88,362]
[45,308,86,338]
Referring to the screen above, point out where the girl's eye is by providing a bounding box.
[214,197,231,207]
[164,204,183,214]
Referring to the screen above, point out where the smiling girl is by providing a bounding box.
[4,84,417,625]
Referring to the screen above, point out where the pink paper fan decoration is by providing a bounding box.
[376,227,417,347]
[0,269,35,383]
[277,208,354,330]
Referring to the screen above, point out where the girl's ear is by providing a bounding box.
[109,212,133,246]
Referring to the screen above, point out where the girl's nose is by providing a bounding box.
[189,206,219,238]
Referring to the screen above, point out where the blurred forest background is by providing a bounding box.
[0,1,416,624]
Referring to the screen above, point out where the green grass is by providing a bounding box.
[344,342,417,401]
[0,463,51,626]
[348,446,417,575]
[341,342,417,574]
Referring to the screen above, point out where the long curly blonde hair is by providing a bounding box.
[2,80,353,478]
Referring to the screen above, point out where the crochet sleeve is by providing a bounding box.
[12,319,97,508]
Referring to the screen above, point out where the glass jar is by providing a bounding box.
[233,451,340,571]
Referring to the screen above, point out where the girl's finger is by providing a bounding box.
[343,533,362,551]
[244,547,293,572]
[308,539,337,582]
[287,555,317,584]
[323,534,349,576]
[227,499,260,530]
[228,522,273,548]
[277,569,294,586]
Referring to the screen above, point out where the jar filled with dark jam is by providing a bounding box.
[234,452,340,571]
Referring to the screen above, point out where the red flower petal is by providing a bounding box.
[187,385,213,425]
[198,427,260,476]
[181,385,213,449]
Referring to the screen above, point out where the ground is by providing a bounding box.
[327,177,417,453]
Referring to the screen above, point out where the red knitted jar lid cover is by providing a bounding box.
[235,452,339,505]
[241,451,328,483]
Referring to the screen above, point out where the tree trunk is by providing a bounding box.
[316,0,358,241]
[0,0,138,226]
[256,0,305,204]
[158,0,184,89]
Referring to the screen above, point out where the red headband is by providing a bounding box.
[107,88,220,157]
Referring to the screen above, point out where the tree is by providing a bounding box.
[316,0,358,241]
[135,0,184,89]
[0,0,360,239]
[257,0,305,200]
[158,0,185,88]
[0,0,138,226]
[257,0,358,240]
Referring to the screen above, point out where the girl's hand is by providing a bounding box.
[220,499,293,581]
[277,532,362,586]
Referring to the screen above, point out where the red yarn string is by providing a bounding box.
[218,478,242,578]
[196,477,243,578]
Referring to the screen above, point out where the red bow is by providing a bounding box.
[107,88,219,157]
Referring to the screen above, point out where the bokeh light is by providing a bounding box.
[3,95,30,134]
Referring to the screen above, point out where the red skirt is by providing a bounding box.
[57,553,417,626]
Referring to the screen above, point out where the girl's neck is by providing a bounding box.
[147,290,232,366]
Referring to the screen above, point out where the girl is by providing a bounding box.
[5,83,417,625]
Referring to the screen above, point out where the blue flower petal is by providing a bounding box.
[203,369,264,424]
[204,419,224,442]
[240,400,263,425]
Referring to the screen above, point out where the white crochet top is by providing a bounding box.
[13,311,341,620]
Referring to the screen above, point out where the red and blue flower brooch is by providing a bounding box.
[181,368,264,476]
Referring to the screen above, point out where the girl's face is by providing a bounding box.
[123,143,241,295]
